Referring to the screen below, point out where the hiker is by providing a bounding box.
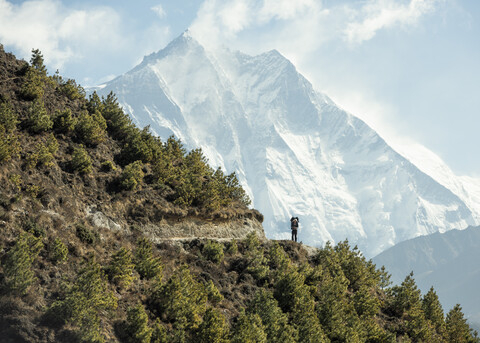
[290,216,299,242]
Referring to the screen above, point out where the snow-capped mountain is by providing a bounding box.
[96,31,480,257]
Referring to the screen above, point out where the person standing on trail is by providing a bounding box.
[290,216,299,242]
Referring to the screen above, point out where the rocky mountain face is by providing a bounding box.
[373,226,480,329]
[96,31,480,257]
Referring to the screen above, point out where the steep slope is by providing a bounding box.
[373,226,480,329]
[97,32,479,257]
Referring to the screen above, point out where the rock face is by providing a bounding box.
[96,31,480,257]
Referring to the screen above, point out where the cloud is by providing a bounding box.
[0,0,173,85]
[0,0,125,70]
[344,0,440,44]
[151,4,166,18]
[190,0,443,55]
[189,0,326,56]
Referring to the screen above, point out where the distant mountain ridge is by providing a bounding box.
[96,31,480,257]
[373,225,480,328]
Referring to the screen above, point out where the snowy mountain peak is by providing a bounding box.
[96,33,480,257]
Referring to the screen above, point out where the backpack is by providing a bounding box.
[291,218,298,229]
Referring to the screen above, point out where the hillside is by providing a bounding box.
[373,226,480,331]
[96,31,480,258]
[0,45,479,343]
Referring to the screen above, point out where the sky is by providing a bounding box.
[1,0,479,176]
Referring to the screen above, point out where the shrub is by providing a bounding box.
[25,184,41,198]
[27,140,56,169]
[26,99,52,134]
[202,240,224,263]
[76,223,97,244]
[134,238,163,280]
[100,160,116,172]
[120,160,144,190]
[106,247,135,289]
[2,232,43,295]
[46,133,59,154]
[50,238,68,264]
[70,145,92,174]
[8,174,22,192]
[226,239,238,255]
[23,218,46,237]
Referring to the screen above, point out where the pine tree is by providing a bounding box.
[50,256,117,342]
[106,247,135,289]
[26,99,53,133]
[71,145,92,174]
[231,311,267,343]
[134,238,163,280]
[75,110,107,146]
[21,49,48,100]
[50,238,68,264]
[202,240,224,263]
[423,287,446,338]
[446,304,479,343]
[120,160,145,190]
[390,272,432,342]
[2,232,43,295]
[125,303,153,343]
[53,108,76,133]
[151,265,207,331]
[0,125,19,163]
[195,307,230,343]
[87,91,105,115]
[30,48,47,75]
[151,319,168,343]
[205,279,224,306]
[247,289,297,343]
[101,91,135,140]
[0,102,18,132]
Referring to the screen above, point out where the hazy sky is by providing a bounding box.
[1,0,479,176]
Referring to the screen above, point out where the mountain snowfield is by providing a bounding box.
[96,31,480,257]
